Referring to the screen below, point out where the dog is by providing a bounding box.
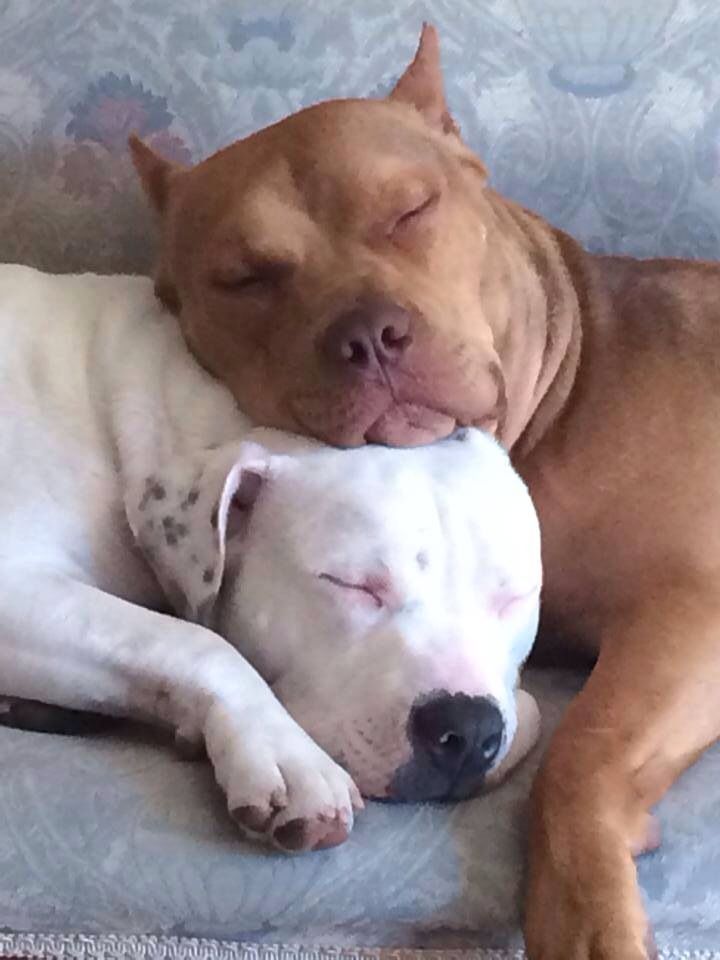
[126,22,720,959]
[0,262,542,853]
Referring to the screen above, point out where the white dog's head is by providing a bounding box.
[131,427,542,801]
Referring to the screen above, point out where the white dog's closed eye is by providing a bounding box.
[318,570,400,610]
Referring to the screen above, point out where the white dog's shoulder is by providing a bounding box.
[0,266,247,598]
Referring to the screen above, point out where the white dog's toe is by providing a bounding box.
[269,757,361,852]
[327,767,364,818]
[204,700,360,852]
[270,804,352,852]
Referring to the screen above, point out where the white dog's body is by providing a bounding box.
[0,264,542,851]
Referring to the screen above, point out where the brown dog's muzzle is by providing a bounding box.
[318,297,414,373]
[290,296,503,448]
[311,296,457,444]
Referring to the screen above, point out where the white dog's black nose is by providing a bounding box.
[389,692,505,802]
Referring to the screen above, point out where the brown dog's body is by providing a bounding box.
[130,26,720,959]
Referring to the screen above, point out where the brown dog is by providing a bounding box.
[129,23,720,960]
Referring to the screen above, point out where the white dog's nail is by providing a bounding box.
[273,812,353,852]
[232,803,276,835]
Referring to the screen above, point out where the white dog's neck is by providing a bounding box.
[102,279,252,487]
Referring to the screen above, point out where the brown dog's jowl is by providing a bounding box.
[131,23,720,960]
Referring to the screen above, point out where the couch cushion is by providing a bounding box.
[1,668,720,956]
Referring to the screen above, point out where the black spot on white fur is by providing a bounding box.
[181,489,199,511]
[139,477,167,511]
[161,516,189,547]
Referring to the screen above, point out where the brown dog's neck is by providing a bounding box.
[515,227,587,460]
[492,199,592,464]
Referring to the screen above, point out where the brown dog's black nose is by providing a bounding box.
[319,299,413,372]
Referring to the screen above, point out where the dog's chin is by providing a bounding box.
[363,405,457,446]
[292,399,458,448]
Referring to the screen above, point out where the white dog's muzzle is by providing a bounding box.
[124,416,542,803]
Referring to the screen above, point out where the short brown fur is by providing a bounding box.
[130,24,720,959]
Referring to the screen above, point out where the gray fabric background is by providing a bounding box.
[3,669,720,953]
[2,0,720,275]
[2,0,720,954]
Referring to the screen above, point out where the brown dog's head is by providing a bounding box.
[130,26,550,448]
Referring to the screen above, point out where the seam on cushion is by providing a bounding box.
[1,935,720,960]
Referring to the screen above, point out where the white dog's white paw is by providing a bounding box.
[203,699,363,852]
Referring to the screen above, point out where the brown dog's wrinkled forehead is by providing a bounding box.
[220,98,443,170]
[129,24,484,226]
[176,98,459,236]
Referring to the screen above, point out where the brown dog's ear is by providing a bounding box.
[388,23,460,137]
[129,134,185,214]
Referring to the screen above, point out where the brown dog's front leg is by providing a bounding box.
[524,577,720,960]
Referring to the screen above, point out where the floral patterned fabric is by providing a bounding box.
[2,0,720,275]
[3,0,720,956]
[2,669,720,956]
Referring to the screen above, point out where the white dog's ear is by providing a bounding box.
[126,441,269,627]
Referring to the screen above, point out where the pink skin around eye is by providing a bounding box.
[318,571,401,610]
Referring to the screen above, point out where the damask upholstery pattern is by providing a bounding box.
[2,0,720,275]
[3,1,720,956]
[2,669,720,956]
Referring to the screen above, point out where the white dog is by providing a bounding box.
[0,264,542,852]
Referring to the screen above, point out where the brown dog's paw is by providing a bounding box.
[631,812,662,857]
[644,926,659,960]
[525,820,654,960]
